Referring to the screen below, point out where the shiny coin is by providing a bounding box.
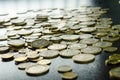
[68,43,87,50]
[0,46,9,53]
[0,35,7,41]
[79,34,93,39]
[81,46,102,55]
[1,53,14,60]
[93,41,112,48]
[14,54,26,58]
[58,65,72,73]
[61,72,78,80]
[17,62,37,70]
[14,56,27,62]
[72,54,95,63]
[37,59,51,65]
[80,27,96,32]
[48,44,67,50]
[30,57,43,62]
[109,67,120,79]
[18,29,33,36]
[60,35,79,41]
[25,64,49,75]
[80,38,98,45]
[60,49,80,58]
[27,53,40,59]
[8,39,25,47]
[40,50,59,58]
[104,47,118,53]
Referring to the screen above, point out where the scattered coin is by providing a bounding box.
[14,56,27,63]
[58,65,72,73]
[60,35,79,41]
[61,72,78,80]
[80,38,98,45]
[104,47,118,53]
[48,44,67,50]
[72,54,95,63]
[1,53,14,60]
[25,64,49,75]
[37,59,51,65]
[109,67,120,79]
[0,46,9,53]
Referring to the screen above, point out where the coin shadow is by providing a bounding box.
[73,59,95,64]
[1,58,14,62]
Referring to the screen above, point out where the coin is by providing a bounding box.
[60,49,80,58]
[40,50,59,58]
[25,64,49,75]
[0,46,9,53]
[18,29,33,36]
[61,72,78,80]
[48,44,67,50]
[1,53,14,60]
[30,57,43,62]
[0,35,7,41]
[104,47,118,53]
[72,54,95,63]
[60,35,79,41]
[37,59,51,65]
[58,65,72,73]
[68,43,87,50]
[17,62,37,70]
[27,53,40,59]
[80,27,96,32]
[11,19,26,26]
[8,39,25,47]
[81,46,102,54]
[109,67,120,79]
[93,41,112,48]
[31,39,50,49]
[80,38,98,45]
[14,54,27,58]
[14,56,27,62]
[79,34,93,39]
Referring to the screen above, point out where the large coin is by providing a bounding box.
[1,53,14,60]
[48,44,67,50]
[109,67,120,79]
[93,41,112,48]
[61,72,78,80]
[72,54,95,63]
[60,49,80,58]
[58,65,72,73]
[31,39,50,49]
[8,39,25,47]
[81,46,102,54]
[0,46,9,53]
[18,29,33,36]
[14,56,27,62]
[40,50,59,58]
[25,64,49,75]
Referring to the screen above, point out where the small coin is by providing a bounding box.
[36,48,48,53]
[37,59,51,65]
[93,41,112,48]
[17,62,37,70]
[30,57,43,62]
[14,56,27,62]
[61,72,78,80]
[60,49,80,58]
[109,67,120,79]
[81,46,102,55]
[8,39,25,47]
[58,65,72,73]
[40,50,59,58]
[72,54,95,63]
[25,64,49,75]
[0,35,7,41]
[48,44,67,50]
[68,43,87,50]
[80,38,98,45]
[104,47,118,53]
[14,54,27,58]
[27,53,40,59]
[1,53,14,60]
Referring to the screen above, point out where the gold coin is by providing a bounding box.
[104,47,118,53]
[109,67,120,79]
[61,72,78,80]
[37,59,51,65]
[1,53,13,60]
[72,54,95,63]
[58,65,72,73]
[14,57,27,62]
[48,44,67,50]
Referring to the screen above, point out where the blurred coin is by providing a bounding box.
[37,59,51,65]
[48,44,67,50]
[58,65,72,73]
